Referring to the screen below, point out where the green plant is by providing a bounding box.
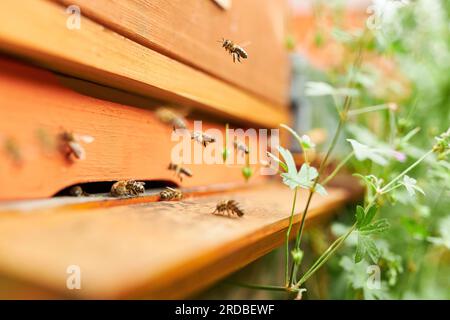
[234,0,450,299]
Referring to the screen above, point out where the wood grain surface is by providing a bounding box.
[0,0,288,128]
[0,183,353,299]
[55,0,290,106]
[0,58,268,200]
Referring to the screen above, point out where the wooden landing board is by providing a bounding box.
[0,183,352,299]
[0,0,288,128]
[55,0,290,106]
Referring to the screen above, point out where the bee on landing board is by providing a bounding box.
[219,38,249,63]
[168,162,193,182]
[191,131,216,147]
[110,180,145,197]
[212,200,244,217]
[159,187,183,201]
[60,131,94,160]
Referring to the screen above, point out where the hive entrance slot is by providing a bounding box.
[53,180,179,197]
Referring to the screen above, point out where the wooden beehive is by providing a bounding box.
[0,0,359,299]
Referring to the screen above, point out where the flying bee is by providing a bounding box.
[60,131,94,160]
[219,38,249,63]
[233,138,249,155]
[110,180,145,197]
[159,187,183,201]
[212,200,244,217]
[168,162,193,182]
[69,185,89,197]
[191,131,216,147]
[155,107,188,131]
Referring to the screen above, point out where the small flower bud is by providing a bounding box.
[291,249,304,265]
[242,166,253,182]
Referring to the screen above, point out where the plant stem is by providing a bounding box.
[280,124,309,164]
[285,188,298,286]
[228,282,289,292]
[347,104,389,116]
[287,46,363,287]
[322,151,355,186]
[380,150,433,193]
[288,102,349,286]
[380,183,402,195]
[295,224,356,287]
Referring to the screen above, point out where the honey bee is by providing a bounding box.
[110,180,145,197]
[3,137,22,164]
[233,138,249,154]
[220,38,249,63]
[155,107,188,130]
[191,131,216,147]
[168,162,193,182]
[69,185,89,197]
[60,131,94,160]
[212,200,244,217]
[159,187,183,201]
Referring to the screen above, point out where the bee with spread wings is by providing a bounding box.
[60,131,94,160]
[219,38,250,63]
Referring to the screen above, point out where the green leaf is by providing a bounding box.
[347,139,388,165]
[355,205,365,227]
[361,205,378,227]
[353,173,377,192]
[305,81,358,97]
[298,163,318,182]
[359,219,390,235]
[356,234,380,264]
[364,236,380,264]
[277,146,296,175]
[314,183,328,196]
[355,234,365,263]
[400,175,425,197]
[304,81,335,96]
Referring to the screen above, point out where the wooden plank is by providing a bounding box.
[0,58,268,200]
[0,183,353,299]
[0,0,288,128]
[55,0,290,106]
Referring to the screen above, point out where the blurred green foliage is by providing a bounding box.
[303,0,450,299]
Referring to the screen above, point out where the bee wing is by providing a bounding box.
[177,106,191,117]
[76,134,95,144]
[68,141,86,160]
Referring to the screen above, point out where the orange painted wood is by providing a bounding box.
[0,58,265,200]
[0,183,353,299]
[0,0,288,129]
[55,0,290,106]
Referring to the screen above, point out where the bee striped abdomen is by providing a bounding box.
[212,200,244,217]
[159,187,183,201]
[235,47,248,58]
[220,39,248,63]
